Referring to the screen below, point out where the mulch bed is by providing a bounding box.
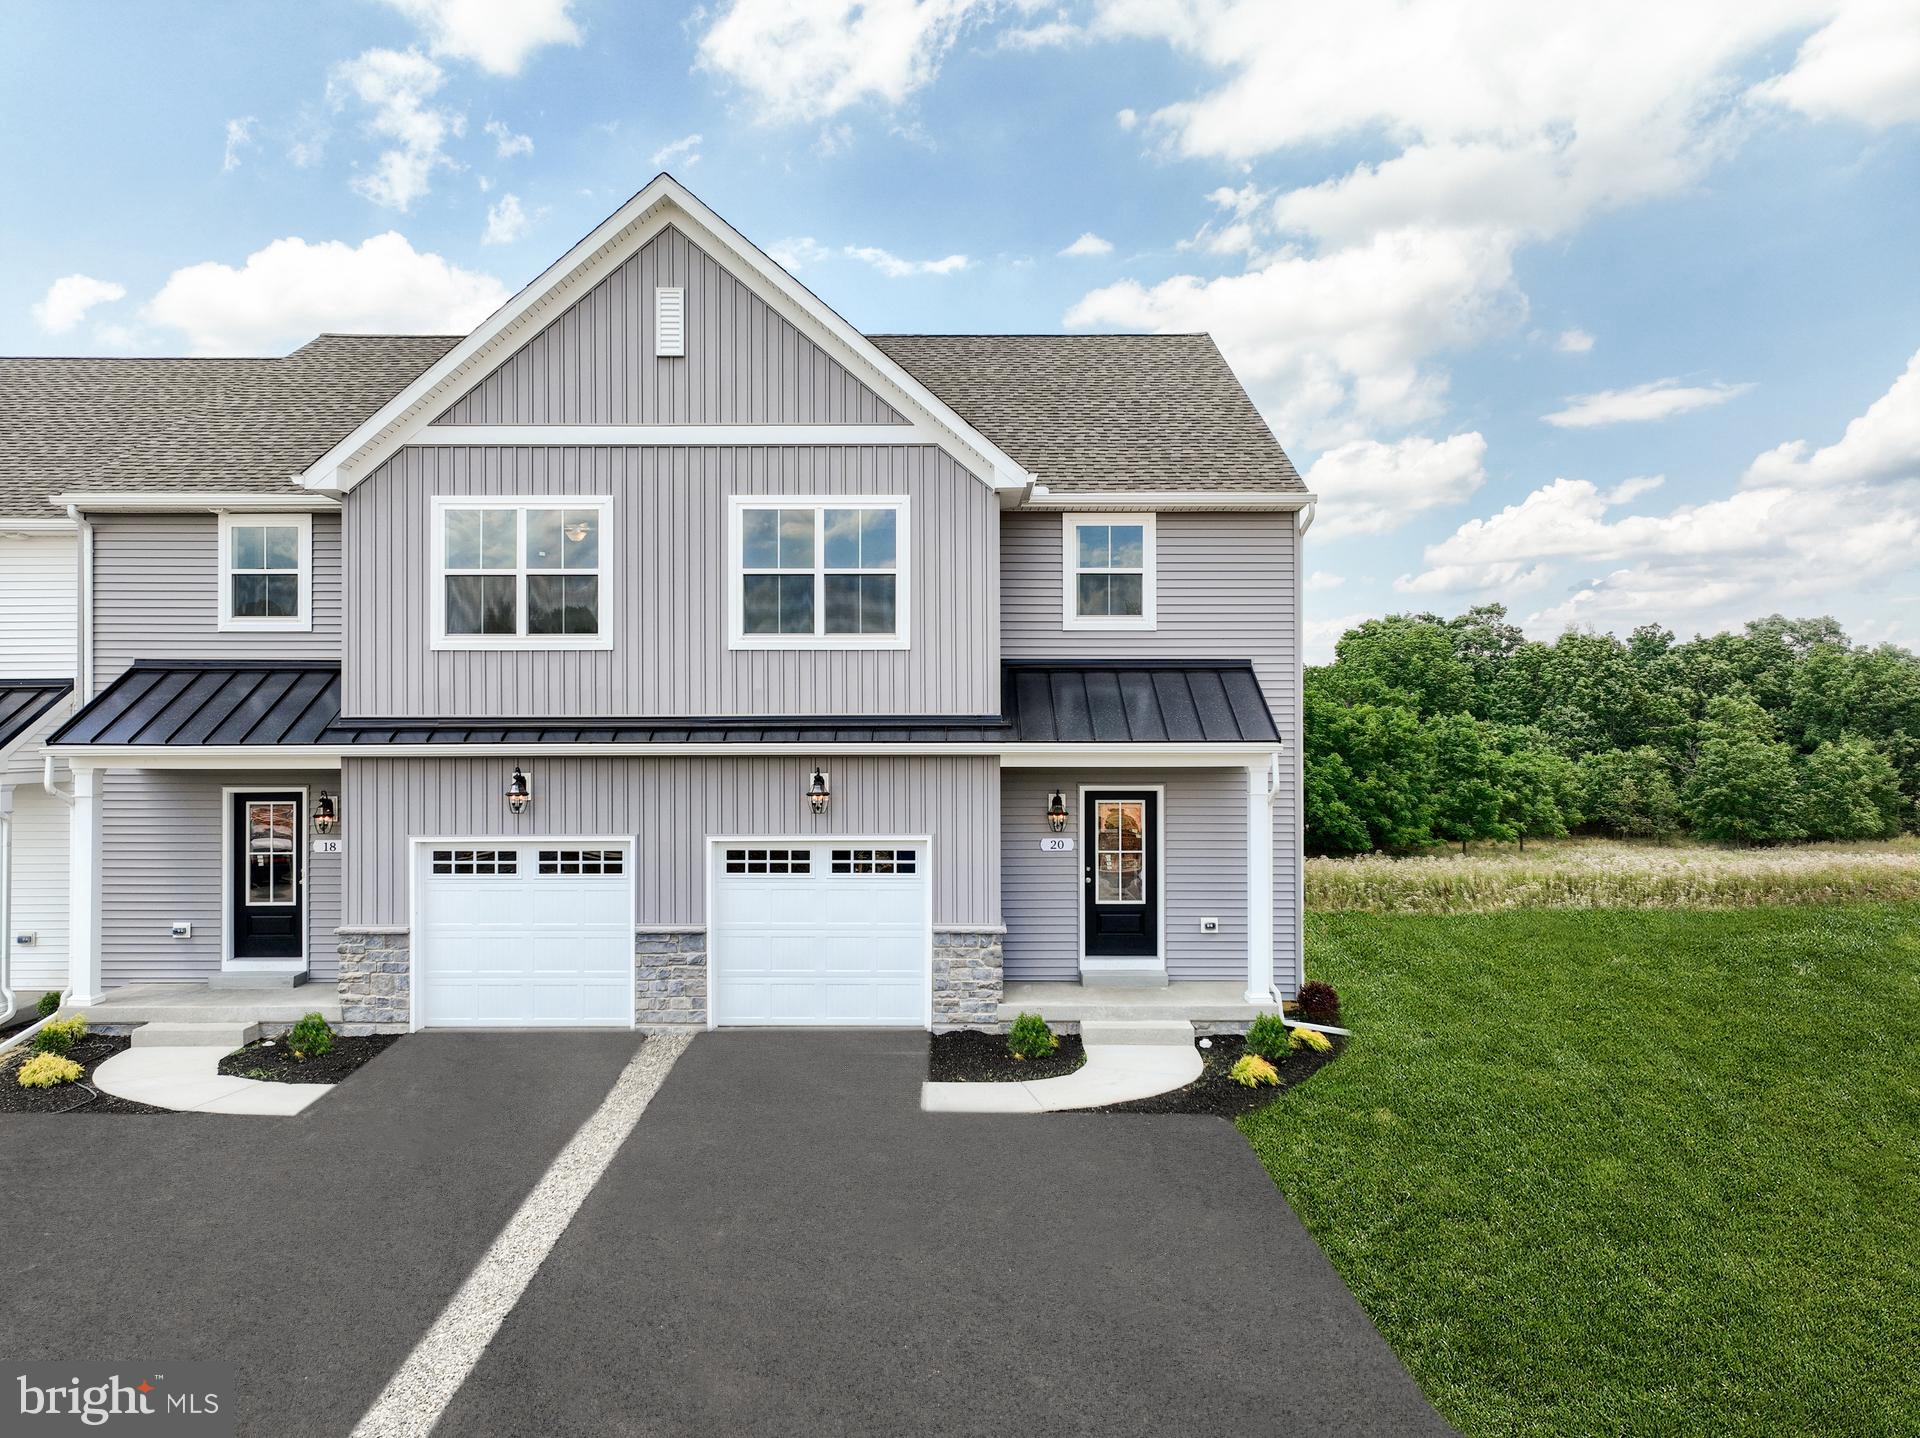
[218,1033,402,1085]
[1094,1032,1344,1118]
[0,1035,172,1115]
[928,1029,1088,1082]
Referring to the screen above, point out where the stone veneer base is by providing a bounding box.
[337,929,411,1034]
[636,929,708,1030]
[932,929,1004,1031]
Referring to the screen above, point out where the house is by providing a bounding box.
[33,174,1315,1033]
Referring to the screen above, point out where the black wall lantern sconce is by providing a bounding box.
[807,766,831,815]
[1046,788,1069,833]
[506,766,533,816]
[312,789,339,835]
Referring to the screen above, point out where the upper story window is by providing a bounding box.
[1063,513,1156,630]
[728,497,910,650]
[218,513,313,632]
[430,496,614,651]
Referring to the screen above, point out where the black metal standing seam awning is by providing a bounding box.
[47,659,1282,749]
[0,679,75,756]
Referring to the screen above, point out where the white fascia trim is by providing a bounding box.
[0,516,78,533]
[52,749,344,771]
[47,742,1277,766]
[49,492,340,513]
[298,174,1036,496]
[415,424,936,447]
[1021,490,1318,512]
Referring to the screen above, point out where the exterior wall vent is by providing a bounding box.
[655,286,685,357]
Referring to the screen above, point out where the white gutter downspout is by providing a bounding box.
[0,787,13,1026]
[68,504,94,700]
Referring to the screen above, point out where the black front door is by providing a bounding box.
[231,792,303,961]
[1083,790,1158,958]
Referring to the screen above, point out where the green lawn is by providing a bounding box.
[1243,904,1920,1437]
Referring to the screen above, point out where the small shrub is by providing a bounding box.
[31,1016,88,1057]
[1006,1012,1058,1061]
[35,990,61,1018]
[1290,1026,1334,1055]
[17,1052,83,1089]
[286,1013,334,1061]
[1229,1053,1280,1088]
[1245,1012,1291,1063]
[1298,980,1342,1025]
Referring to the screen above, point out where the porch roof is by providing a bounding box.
[0,678,75,756]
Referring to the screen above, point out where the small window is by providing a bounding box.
[537,848,625,875]
[219,513,312,632]
[831,847,917,875]
[431,849,518,875]
[432,497,613,651]
[730,498,909,649]
[1063,513,1155,630]
[724,847,812,875]
[655,286,685,357]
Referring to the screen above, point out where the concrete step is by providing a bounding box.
[206,971,308,989]
[1077,962,1169,990]
[1080,1020,1196,1048]
[131,1021,260,1049]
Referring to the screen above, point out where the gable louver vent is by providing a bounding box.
[655,286,685,357]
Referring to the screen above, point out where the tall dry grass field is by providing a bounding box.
[1306,837,1920,913]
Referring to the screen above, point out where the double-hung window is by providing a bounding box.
[729,497,909,649]
[431,497,613,650]
[1063,512,1156,629]
[219,513,313,632]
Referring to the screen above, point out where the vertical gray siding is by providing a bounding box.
[433,224,906,426]
[91,513,343,688]
[101,769,342,987]
[343,445,998,718]
[1001,509,1300,993]
[1000,766,1250,982]
[341,754,998,930]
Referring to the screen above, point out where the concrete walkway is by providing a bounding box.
[92,1044,334,1115]
[921,1019,1202,1112]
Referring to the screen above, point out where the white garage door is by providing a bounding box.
[710,842,929,1027]
[417,844,632,1027]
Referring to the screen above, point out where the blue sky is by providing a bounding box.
[4,1,1917,658]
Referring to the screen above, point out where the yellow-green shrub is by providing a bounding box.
[17,1052,83,1088]
[1006,1011,1058,1061]
[31,1015,88,1056]
[1230,1053,1280,1088]
[1290,1026,1334,1055]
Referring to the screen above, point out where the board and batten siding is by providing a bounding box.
[90,513,343,688]
[1001,767,1250,983]
[1001,509,1301,993]
[340,754,998,931]
[433,224,906,427]
[100,769,342,987]
[0,532,77,681]
[342,445,998,719]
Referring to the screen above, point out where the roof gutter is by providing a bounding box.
[0,516,77,534]
[1019,489,1318,512]
[50,492,340,513]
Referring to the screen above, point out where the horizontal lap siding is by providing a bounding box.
[1002,511,1300,994]
[341,754,998,930]
[343,445,997,718]
[0,533,76,681]
[1001,767,1249,982]
[101,769,342,986]
[92,514,343,688]
[433,224,905,426]
[7,786,69,988]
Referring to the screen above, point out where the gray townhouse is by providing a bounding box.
[19,174,1316,1034]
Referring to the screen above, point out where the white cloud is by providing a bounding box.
[378,0,581,76]
[482,193,530,244]
[1555,327,1594,354]
[1000,19,1084,50]
[483,119,533,158]
[767,236,833,270]
[1305,610,1373,663]
[1306,432,1488,538]
[31,274,127,334]
[1059,232,1114,257]
[1751,0,1920,128]
[222,116,255,172]
[845,244,969,277]
[143,233,508,355]
[329,49,462,211]
[1744,348,1920,488]
[650,132,704,169]
[1305,570,1346,592]
[695,0,989,121]
[1543,378,1752,428]
[1115,106,1138,130]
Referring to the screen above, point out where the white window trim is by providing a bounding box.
[1062,511,1156,631]
[726,495,912,651]
[429,495,616,652]
[217,512,313,633]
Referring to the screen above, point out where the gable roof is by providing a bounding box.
[0,335,457,518]
[870,334,1303,495]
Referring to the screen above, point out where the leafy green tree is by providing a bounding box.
[1490,728,1582,848]
[1414,604,1527,716]
[1788,643,1920,749]
[1681,695,1804,844]
[1303,671,1437,854]
[1331,616,1475,718]
[1496,631,1679,758]
[1799,737,1908,840]
[1628,624,1675,664]
[1576,747,1682,838]
[1429,713,1511,853]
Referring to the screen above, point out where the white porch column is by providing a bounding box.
[67,766,103,1004]
[1245,759,1275,1004]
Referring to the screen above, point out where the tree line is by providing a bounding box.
[1305,609,1920,855]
